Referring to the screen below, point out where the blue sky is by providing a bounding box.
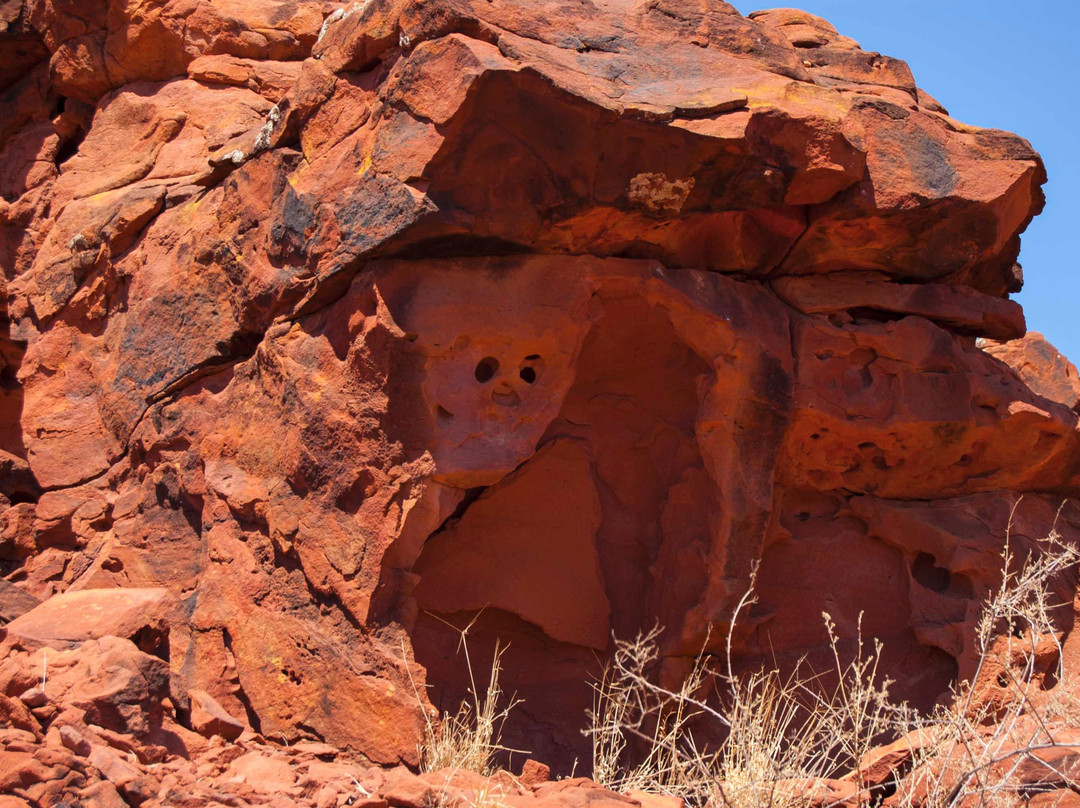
[730,0,1079,364]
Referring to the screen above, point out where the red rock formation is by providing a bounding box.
[983,331,1080,413]
[0,0,1078,800]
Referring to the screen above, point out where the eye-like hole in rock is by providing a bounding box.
[518,355,543,385]
[474,356,499,383]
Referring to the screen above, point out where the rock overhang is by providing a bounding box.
[275,0,1047,296]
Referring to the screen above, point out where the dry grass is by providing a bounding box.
[891,514,1080,808]
[405,507,1079,808]
[406,615,521,777]
[588,624,721,798]
[717,613,895,808]
[586,507,1080,808]
[586,610,894,808]
[419,640,515,775]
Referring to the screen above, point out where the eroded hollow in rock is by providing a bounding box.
[401,279,970,773]
[411,295,710,769]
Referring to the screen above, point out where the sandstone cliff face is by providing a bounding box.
[1,0,1079,791]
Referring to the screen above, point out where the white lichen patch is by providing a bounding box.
[627,172,695,214]
[317,0,374,44]
[252,105,281,154]
[317,7,346,42]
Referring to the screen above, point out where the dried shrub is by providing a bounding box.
[587,505,1080,808]
[407,617,521,777]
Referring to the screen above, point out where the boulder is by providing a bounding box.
[0,581,39,625]
[25,636,170,736]
[2,587,172,650]
[187,688,245,741]
[982,331,1080,411]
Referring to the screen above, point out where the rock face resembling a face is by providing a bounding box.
[1,0,1079,778]
[375,258,598,487]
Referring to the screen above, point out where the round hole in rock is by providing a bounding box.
[474,357,499,383]
[519,367,536,384]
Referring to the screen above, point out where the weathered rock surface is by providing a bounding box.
[0,0,1079,801]
[4,587,171,648]
[983,331,1080,413]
